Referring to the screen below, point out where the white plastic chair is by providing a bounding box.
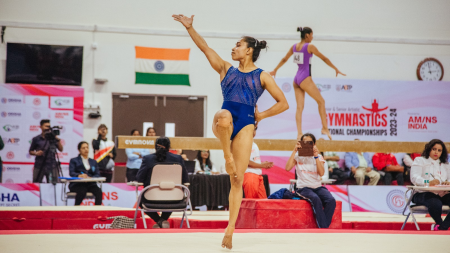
[133,164,192,228]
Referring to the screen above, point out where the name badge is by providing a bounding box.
[293,52,304,64]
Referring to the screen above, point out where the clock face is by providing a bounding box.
[418,59,443,81]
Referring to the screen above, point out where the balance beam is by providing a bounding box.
[115,136,450,153]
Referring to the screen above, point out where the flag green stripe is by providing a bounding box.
[135,72,190,86]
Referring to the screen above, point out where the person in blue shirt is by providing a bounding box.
[125,129,151,182]
[69,141,102,205]
[344,152,380,185]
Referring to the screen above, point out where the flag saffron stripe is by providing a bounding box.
[135,72,190,86]
[135,46,190,61]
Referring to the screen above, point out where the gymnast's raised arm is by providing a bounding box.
[173,14,231,79]
[269,45,294,77]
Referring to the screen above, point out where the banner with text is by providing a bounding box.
[257,78,450,141]
[0,84,84,183]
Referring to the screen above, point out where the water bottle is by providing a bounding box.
[424,173,429,187]
[205,165,211,175]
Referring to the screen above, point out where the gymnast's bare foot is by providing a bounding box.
[321,128,332,140]
[221,226,235,249]
[225,156,237,178]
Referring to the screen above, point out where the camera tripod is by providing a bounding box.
[36,138,63,206]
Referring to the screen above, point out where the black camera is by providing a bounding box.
[44,126,63,140]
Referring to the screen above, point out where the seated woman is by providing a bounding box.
[194,150,219,175]
[69,141,102,205]
[125,129,150,182]
[285,133,336,228]
[146,127,157,154]
[136,137,189,229]
[411,139,450,231]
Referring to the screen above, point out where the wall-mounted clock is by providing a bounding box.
[417,58,444,81]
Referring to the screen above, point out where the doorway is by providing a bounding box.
[112,94,205,163]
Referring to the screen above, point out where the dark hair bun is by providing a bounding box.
[258,40,267,49]
[297,27,303,32]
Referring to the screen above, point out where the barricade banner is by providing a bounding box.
[0,183,40,206]
[40,183,65,206]
[0,84,84,183]
[80,183,139,207]
[325,185,351,212]
[348,185,410,214]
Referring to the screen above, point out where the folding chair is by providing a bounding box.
[133,164,192,229]
[401,187,450,230]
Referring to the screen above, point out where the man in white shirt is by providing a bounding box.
[243,126,273,198]
[285,133,336,228]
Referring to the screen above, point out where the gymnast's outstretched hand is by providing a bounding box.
[336,69,346,77]
[172,14,194,29]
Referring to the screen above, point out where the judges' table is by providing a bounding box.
[188,174,270,207]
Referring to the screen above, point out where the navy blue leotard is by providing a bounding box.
[221,66,264,140]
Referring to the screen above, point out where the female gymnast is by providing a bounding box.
[269,27,346,140]
[173,14,289,249]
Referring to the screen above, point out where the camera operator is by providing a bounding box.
[92,124,116,183]
[29,119,63,183]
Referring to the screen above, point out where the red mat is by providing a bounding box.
[1,228,449,235]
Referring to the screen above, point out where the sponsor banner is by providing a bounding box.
[79,183,140,207]
[1,96,24,105]
[257,78,450,141]
[25,96,49,108]
[1,164,34,183]
[50,96,74,109]
[51,110,74,121]
[348,185,410,214]
[0,184,40,206]
[0,182,410,213]
[1,123,21,133]
[0,84,84,182]
[0,110,24,119]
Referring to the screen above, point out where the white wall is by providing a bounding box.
[1,0,450,167]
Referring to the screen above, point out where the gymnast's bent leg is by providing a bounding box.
[221,124,254,249]
[212,109,236,177]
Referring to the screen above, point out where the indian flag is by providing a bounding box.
[135,46,191,86]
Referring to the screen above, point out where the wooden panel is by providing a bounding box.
[115,136,450,153]
[112,95,204,163]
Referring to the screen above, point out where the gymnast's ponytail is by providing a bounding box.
[297,27,313,40]
[242,36,267,62]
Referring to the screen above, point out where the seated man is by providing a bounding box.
[344,152,380,185]
[372,153,404,185]
[136,137,189,229]
[323,151,348,184]
[285,133,336,228]
[243,126,272,199]
[69,141,102,205]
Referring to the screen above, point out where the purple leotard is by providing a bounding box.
[293,43,313,86]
